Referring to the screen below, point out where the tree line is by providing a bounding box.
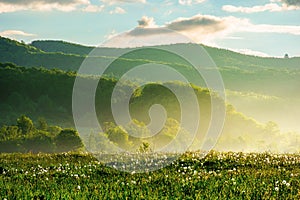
[0,115,83,153]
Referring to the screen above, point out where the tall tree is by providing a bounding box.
[17,115,33,135]
[54,129,83,152]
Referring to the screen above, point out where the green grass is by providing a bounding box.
[1,151,300,199]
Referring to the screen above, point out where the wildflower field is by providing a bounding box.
[1,151,300,199]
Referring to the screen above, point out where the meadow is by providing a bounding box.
[1,37,300,199]
[1,151,300,199]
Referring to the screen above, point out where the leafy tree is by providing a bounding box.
[23,132,55,153]
[47,125,62,137]
[36,117,48,131]
[17,115,33,135]
[138,142,151,153]
[0,125,20,141]
[106,126,131,150]
[54,129,83,152]
[284,53,289,59]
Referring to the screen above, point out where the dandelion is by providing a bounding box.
[77,185,81,190]
[282,180,286,185]
[286,183,290,187]
[275,187,279,191]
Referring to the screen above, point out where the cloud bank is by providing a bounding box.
[0,30,36,37]
[178,0,205,6]
[103,14,300,48]
[109,6,126,14]
[138,16,157,28]
[0,0,91,13]
[223,0,300,13]
[101,0,146,5]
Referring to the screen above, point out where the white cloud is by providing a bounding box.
[229,48,271,57]
[166,14,229,32]
[222,0,300,13]
[178,0,205,6]
[109,7,126,14]
[280,0,300,7]
[104,30,119,40]
[241,23,300,35]
[103,15,245,47]
[162,15,249,46]
[0,30,36,37]
[0,0,90,13]
[101,0,146,5]
[82,4,104,12]
[222,3,283,13]
[137,16,157,28]
[102,14,300,48]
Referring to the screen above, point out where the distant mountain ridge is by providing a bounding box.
[29,39,300,70]
[31,40,94,56]
[1,36,299,71]
[1,36,300,98]
[0,36,84,70]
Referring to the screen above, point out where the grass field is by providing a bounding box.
[1,151,300,199]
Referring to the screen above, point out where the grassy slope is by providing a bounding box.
[0,152,300,199]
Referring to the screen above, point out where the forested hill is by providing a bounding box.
[31,40,94,56]
[30,39,300,70]
[1,37,299,72]
[0,62,299,152]
[0,37,84,70]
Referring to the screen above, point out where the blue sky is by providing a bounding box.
[0,0,300,57]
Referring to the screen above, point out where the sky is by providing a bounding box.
[0,0,300,57]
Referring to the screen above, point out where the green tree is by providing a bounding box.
[23,132,55,153]
[54,129,83,152]
[36,117,48,131]
[106,126,131,150]
[17,115,33,135]
[138,142,151,153]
